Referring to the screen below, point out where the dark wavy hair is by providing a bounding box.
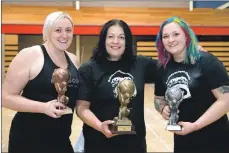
[91,19,136,63]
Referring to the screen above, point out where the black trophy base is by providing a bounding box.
[109,121,136,134]
[166,124,182,131]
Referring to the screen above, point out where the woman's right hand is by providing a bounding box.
[161,105,171,120]
[99,120,117,138]
[43,99,67,118]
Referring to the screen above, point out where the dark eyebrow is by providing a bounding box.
[107,33,125,36]
[172,31,180,33]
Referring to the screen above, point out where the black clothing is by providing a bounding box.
[8,45,79,153]
[78,55,157,153]
[155,51,229,153]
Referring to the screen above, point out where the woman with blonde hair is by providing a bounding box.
[2,11,79,153]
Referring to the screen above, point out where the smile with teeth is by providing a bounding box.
[59,40,68,43]
[169,44,178,47]
[111,46,121,49]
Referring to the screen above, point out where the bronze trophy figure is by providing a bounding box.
[52,68,72,114]
[165,86,184,131]
[109,79,136,134]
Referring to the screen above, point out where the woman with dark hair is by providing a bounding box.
[91,19,135,63]
[154,17,229,153]
[76,19,157,153]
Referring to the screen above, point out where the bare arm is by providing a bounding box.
[2,47,65,117]
[76,100,103,131]
[76,100,114,138]
[154,95,167,114]
[175,85,229,135]
[3,47,45,112]
[194,86,229,131]
[154,95,170,120]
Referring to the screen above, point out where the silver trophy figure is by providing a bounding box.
[165,86,184,131]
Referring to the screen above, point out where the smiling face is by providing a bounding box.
[105,25,125,61]
[162,22,187,58]
[49,18,73,51]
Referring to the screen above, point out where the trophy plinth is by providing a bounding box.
[61,106,73,114]
[166,125,182,131]
[52,68,72,115]
[109,79,137,135]
[165,86,184,131]
[109,117,136,134]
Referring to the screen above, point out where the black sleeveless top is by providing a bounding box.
[9,45,79,153]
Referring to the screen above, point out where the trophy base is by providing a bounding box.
[109,120,136,134]
[62,107,73,115]
[166,125,182,131]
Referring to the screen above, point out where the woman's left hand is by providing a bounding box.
[198,45,207,52]
[171,121,197,135]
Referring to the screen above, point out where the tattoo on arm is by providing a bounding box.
[218,85,229,94]
[154,97,167,114]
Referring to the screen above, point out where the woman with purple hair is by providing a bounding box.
[154,17,229,153]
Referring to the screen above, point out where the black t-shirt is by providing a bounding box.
[155,51,229,151]
[78,55,157,151]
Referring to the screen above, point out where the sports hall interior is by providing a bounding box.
[2,1,229,152]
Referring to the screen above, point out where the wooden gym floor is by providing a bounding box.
[2,84,228,152]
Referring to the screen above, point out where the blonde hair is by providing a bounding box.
[42,11,73,42]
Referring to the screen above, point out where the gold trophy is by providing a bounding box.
[52,68,72,114]
[109,79,136,134]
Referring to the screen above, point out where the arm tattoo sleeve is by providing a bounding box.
[154,97,166,114]
[218,85,229,94]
